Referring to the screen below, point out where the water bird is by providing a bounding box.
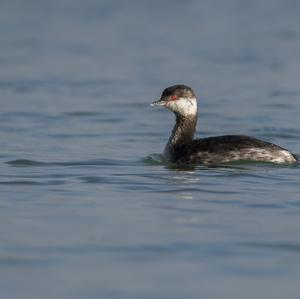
[151,84,298,164]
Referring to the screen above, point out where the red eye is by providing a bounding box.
[169,95,178,101]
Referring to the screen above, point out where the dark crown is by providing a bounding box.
[160,84,196,100]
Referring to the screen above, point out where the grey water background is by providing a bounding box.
[1,0,300,298]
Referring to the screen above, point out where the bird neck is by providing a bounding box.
[164,113,197,158]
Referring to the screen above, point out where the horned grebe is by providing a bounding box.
[151,84,298,164]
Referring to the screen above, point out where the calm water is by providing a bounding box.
[1,0,300,298]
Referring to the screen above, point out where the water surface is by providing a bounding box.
[1,1,300,298]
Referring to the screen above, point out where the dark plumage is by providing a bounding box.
[172,135,298,164]
[160,84,196,100]
[151,85,298,165]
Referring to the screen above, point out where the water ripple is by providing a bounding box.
[242,242,300,253]
[0,180,66,186]
[0,256,52,267]
[6,158,134,167]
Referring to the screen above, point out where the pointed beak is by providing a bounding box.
[150,99,167,107]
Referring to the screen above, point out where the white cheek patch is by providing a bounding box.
[166,97,197,116]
